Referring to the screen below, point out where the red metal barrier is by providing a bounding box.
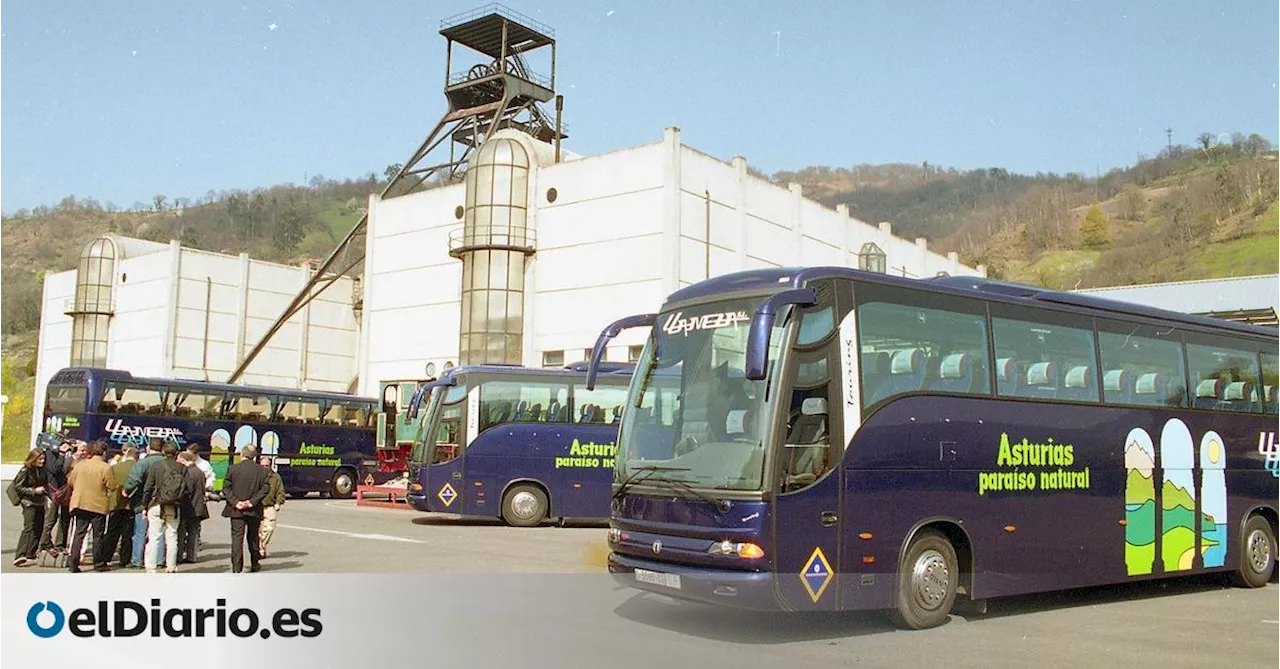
[355,485,411,510]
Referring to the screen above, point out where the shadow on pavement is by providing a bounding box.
[612,593,898,643]
[408,515,608,529]
[611,573,1258,642]
[963,573,1239,622]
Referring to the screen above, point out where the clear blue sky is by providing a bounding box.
[3,0,1277,214]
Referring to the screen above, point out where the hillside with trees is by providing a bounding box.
[772,131,1278,290]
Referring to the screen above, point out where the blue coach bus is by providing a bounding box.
[586,267,1278,629]
[41,367,394,498]
[404,363,635,526]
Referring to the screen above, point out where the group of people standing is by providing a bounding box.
[9,434,286,574]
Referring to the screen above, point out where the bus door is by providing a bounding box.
[425,385,471,513]
[771,289,850,611]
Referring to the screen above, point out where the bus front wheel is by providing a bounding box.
[502,484,548,527]
[329,469,356,500]
[889,530,958,630]
[1232,514,1276,588]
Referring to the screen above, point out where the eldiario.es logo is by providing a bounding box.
[27,599,322,639]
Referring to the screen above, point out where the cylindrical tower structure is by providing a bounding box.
[449,134,537,365]
[69,236,118,367]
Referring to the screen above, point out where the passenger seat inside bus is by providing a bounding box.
[1193,378,1224,410]
[784,397,829,489]
[1103,369,1132,404]
[930,353,973,394]
[883,348,926,398]
[1024,362,1058,398]
[1251,385,1278,413]
[1061,366,1095,401]
[1133,373,1164,405]
[995,358,1019,396]
[1221,381,1253,412]
[860,351,891,405]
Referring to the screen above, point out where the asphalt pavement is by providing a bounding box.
[2,490,1276,668]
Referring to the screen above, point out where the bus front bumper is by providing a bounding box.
[607,552,781,611]
[406,492,430,512]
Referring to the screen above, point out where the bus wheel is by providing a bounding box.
[889,530,958,630]
[330,470,356,500]
[502,484,548,527]
[1232,515,1276,588]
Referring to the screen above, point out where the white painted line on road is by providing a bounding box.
[278,524,426,544]
[1263,620,1279,624]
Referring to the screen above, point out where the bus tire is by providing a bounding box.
[330,469,356,500]
[502,484,548,528]
[1231,514,1276,589]
[889,530,958,630]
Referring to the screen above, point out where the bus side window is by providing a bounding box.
[228,394,270,422]
[116,384,163,416]
[575,383,628,425]
[171,391,225,418]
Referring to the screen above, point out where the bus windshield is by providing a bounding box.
[617,296,789,492]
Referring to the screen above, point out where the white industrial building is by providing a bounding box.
[30,235,360,446]
[355,127,986,395]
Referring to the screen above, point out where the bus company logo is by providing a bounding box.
[661,310,750,336]
[103,419,188,447]
[25,598,322,639]
[1260,432,1279,478]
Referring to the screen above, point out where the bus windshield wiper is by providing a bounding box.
[649,476,731,513]
[613,465,690,501]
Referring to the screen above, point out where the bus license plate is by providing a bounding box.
[635,569,681,590]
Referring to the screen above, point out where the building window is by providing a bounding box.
[542,350,564,368]
[858,243,886,274]
[628,345,644,362]
[583,349,594,363]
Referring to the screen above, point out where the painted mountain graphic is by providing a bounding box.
[1124,442,1154,477]
[1125,469,1154,505]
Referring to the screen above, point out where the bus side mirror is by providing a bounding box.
[586,313,656,390]
[745,289,816,381]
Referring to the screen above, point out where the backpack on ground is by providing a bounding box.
[154,462,185,506]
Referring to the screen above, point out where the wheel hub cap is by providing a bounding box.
[911,549,950,610]
[1248,529,1272,573]
[511,491,539,519]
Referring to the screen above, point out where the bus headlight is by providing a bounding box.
[708,540,765,559]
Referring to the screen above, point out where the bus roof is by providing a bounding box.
[48,367,377,403]
[662,267,1277,341]
[433,362,635,386]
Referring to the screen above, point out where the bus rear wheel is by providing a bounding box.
[1231,514,1276,588]
[502,484,548,527]
[329,469,356,500]
[889,530,958,630]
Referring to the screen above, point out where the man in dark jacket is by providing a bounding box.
[101,447,138,568]
[37,437,75,556]
[123,439,166,568]
[141,442,185,573]
[222,445,271,573]
[177,451,209,564]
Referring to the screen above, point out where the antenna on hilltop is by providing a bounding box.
[1166,126,1173,155]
